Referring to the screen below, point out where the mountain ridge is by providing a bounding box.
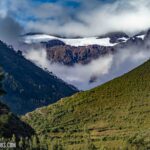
[0,40,78,115]
[20,30,149,67]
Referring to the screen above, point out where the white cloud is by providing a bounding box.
[26,0,150,37]
[23,45,150,90]
[24,48,113,89]
[1,0,150,37]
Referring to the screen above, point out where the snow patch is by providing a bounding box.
[24,34,118,47]
[136,34,145,40]
[118,37,129,42]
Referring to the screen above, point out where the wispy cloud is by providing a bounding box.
[1,0,150,37]
[24,45,150,90]
[23,0,150,36]
[24,48,113,89]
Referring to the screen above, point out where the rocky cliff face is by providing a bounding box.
[46,45,115,65]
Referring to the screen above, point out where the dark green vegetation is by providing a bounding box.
[0,68,34,139]
[23,59,150,149]
[0,65,72,150]
[0,40,78,115]
[0,102,34,139]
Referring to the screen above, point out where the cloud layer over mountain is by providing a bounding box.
[24,46,150,90]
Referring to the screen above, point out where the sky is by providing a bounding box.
[1,0,150,40]
[0,0,150,90]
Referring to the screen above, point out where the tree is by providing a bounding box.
[11,134,16,143]
[32,135,39,149]
[0,68,5,96]
[19,137,24,149]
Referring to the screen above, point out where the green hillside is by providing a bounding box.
[23,60,150,149]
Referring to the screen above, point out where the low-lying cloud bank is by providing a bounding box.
[24,47,150,90]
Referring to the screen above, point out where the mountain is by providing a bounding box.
[20,31,128,65]
[23,59,150,149]
[46,45,115,65]
[20,30,149,66]
[0,40,78,115]
[97,31,129,43]
[23,32,124,46]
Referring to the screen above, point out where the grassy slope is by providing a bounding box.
[23,60,150,149]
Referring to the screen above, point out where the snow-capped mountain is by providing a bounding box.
[20,31,147,66]
[17,30,150,90]
[23,32,129,47]
[23,31,147,47]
